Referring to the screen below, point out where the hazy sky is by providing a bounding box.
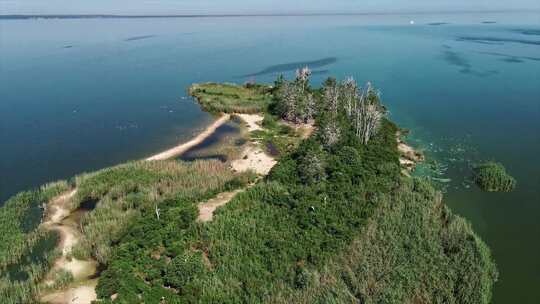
[1,0,539,15]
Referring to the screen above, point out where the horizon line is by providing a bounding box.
[1,9,539,20]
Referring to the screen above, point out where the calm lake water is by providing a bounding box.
[1,12,539,303]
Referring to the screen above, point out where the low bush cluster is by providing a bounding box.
[473,161,516,192]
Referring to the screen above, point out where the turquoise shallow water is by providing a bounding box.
[1,12,539,302]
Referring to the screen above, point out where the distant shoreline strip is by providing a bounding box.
[1,10,537,20]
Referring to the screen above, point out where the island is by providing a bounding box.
[0,69,498,304]
[473,161,517,192]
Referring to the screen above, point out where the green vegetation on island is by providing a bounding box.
[473,161,516,192]
[0,68,498,303]
[189,82,273,114]
[92,70,497,303]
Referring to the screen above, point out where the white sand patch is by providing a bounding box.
[41,279,98,304]
[231,145,277,175]
[230,113,277,176]
[236,113,263,131]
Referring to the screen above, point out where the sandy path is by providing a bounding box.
[146,114,231,161]
[198,189,244,222]
[40,189,98,303]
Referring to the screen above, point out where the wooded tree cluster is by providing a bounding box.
[276,68,385,146]
[321,76,385,146]
[276,68,316,123]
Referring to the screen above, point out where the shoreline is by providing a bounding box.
[397,131,425,173]
[38,113,271,304]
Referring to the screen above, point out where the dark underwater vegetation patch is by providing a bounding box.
[510,28,540,36]
[501,57,523,63]
[427,22,450,26]
[441,50,498,77]
[311,69,330,75]
[124,35,156,42]
[241,57,337,77]
[457,36,540,46]
[481,21,497,24]
[442,50,471,70]
[478,51,540,63]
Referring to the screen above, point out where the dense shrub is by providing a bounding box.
[473,161,516,192]
[164,251,206,289]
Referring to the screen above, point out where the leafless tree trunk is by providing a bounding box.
[324,79,340,115]
[354,82,384,145]
[155,205,160,221]
[296,66,312,94]
[305,93,316,122]
[321,120,341,148]
[342,77,358,117]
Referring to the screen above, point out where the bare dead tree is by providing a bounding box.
[305,93,316,122]
[296,66,312,94]
[341,77,358,117]
[155,204,160,221]
[323,78,340,115]
[278,81,298,122]
[276,67,314,123]
[353,82,384,145]
[321,120,341,148]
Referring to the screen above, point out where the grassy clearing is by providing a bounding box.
[189,83,273,114]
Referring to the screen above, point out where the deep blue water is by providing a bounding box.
[1,12,539,302]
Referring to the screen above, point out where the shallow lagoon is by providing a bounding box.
[1,12,539,302]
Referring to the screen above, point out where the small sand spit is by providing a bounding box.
[147,114,231,161]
